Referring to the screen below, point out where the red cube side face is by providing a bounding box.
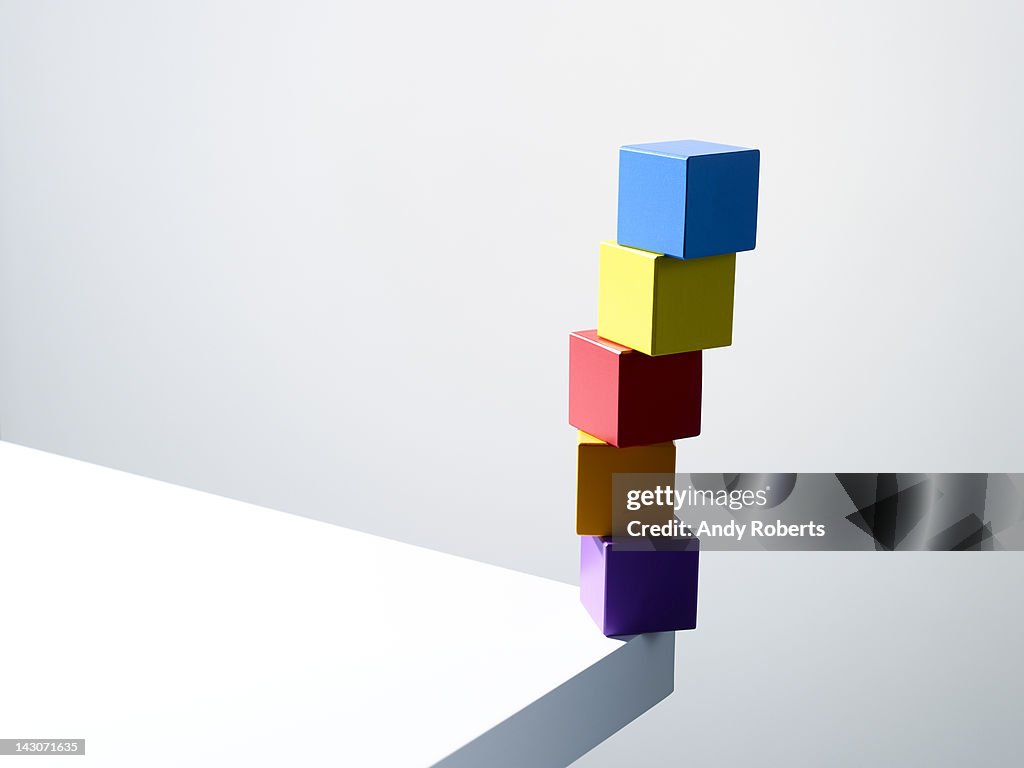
[618,347,701,446]
[568,330,622,445]
[569,329,701,447]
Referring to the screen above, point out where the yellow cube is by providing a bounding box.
[597,241,736,356]
[576,431,675,536]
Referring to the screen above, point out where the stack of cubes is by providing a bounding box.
[569,140,761,636]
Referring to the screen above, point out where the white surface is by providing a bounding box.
[0,442,673,767]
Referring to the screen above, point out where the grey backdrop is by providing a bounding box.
[1,1,1021,765]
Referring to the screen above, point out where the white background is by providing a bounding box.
[1,1,1022,765]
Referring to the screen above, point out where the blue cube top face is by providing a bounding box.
[622,139,751,159]
[617,140,760,259]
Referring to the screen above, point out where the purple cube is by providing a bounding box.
[580,536,699,636]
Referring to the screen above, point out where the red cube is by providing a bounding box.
[568,329,701,447]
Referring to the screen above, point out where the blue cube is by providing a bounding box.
[617,140,760,260]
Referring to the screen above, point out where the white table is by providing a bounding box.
[0,442,674,766]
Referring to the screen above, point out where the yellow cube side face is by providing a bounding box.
[597,241,657,355]
[651,252,736,355]
[575,432,676,536]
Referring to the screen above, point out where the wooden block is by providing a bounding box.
[598,241,735,356]
[576,431,675,536]
[568,330,701,447]
[580,536,700,637]
[617,139,759,260]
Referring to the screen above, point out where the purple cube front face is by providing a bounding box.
[580,536,699,637]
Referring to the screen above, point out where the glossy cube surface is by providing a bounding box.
[580,536,700,636]
[617,139,759,259]
[568,330,701,447]
[598,241,735,356]
[576,431,675,536]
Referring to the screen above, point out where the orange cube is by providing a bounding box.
[575,431,676,536]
